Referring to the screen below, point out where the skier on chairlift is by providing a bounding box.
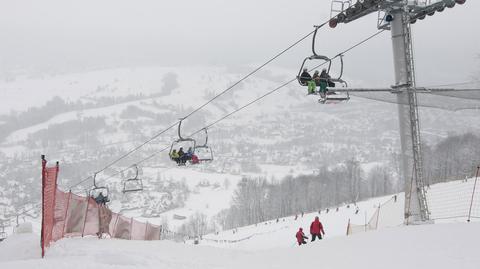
[300,68,317,95]
[185,147,193,161]
[94,192,109,205]
[170,149,180,164]
[318,69,331,97]
[178,147,186,165]
[191,153,199,164]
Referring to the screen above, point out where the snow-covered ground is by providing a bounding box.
[202,194,402,250]
[1,222,479,269]
[2,178,479,268]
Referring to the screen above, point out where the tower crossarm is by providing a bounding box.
[330,0,467,28]
[330,87,480,93]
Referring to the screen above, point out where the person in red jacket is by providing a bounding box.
[191,154,199,164]
[295,227,308,246]
[310,216,325,241]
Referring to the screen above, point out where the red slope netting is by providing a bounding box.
[41,161,162,257]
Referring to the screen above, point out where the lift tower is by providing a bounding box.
[329,0,467,224]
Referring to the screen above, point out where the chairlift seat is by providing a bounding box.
[194,145,214,162]
[89,172,110,204]
[122,165,144,193]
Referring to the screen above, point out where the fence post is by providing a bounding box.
[159,225,162,240]
[467,166,480,222]
[81,197,90,237]
[61,191,72,237]
[375,204,381,230]
[364,211,367,232]
[41,155,47,258]
[144,221,148,240]
[112,214,120,238]
[129,218,133,240]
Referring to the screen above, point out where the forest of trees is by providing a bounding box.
[219,133,480,230]
[218,160,396,230]
[423,133,480,185]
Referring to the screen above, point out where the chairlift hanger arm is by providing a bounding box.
[177,118,196,143]
[132,164,139,180]
[201,128,209,147]
[93,172,99,188]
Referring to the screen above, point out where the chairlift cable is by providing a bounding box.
[67,25,330,190]
[80,29,388,190]
[13,29,387,220]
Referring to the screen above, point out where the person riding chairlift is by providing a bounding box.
[191,153,199,164]
[185,147,200,164]
[300,68,317,95]
[94,192,109,205]
[170,149,180,164]
[318,69,331,97]
[185,147,193,160]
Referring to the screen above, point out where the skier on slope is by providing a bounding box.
[296,227,308,246]
[310,216,325,241]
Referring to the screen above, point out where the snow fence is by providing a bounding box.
[346,195,403,235]
[41,157,163,257]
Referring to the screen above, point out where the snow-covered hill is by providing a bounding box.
[1,178,479,269]
[2,222,480,269]
[1,65,479,236]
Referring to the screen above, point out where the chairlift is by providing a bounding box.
[194,128,214,162]
[297,26,350,104]
[169,119,197,166]
[319,54,350,104]
[89,173,110,204]
[122,164,144,193]
[296,26,330,87]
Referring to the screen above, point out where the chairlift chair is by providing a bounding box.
[122,164,144,193]
[194,128,214,162]
[296,26,330,87]
[89,173,110,204]
[297,26,350,104]
[319,55,350,103]
[169,119,197,166]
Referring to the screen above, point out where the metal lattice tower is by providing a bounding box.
[328,0,469,223]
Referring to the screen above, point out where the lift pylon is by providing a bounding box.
[327,0,470,223]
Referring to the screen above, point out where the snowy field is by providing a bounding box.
[1,222,479,269]
[202,194,403,250]
[1,178,479,268]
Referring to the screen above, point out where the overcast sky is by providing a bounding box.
[0,0,478,86]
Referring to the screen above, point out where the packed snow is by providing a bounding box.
[2,178,480,268]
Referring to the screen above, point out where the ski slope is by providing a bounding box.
[201,194,403,250]
[1,222,479,269]
[1,178,479,268]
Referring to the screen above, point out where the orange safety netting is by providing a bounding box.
[41,158,162,257]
